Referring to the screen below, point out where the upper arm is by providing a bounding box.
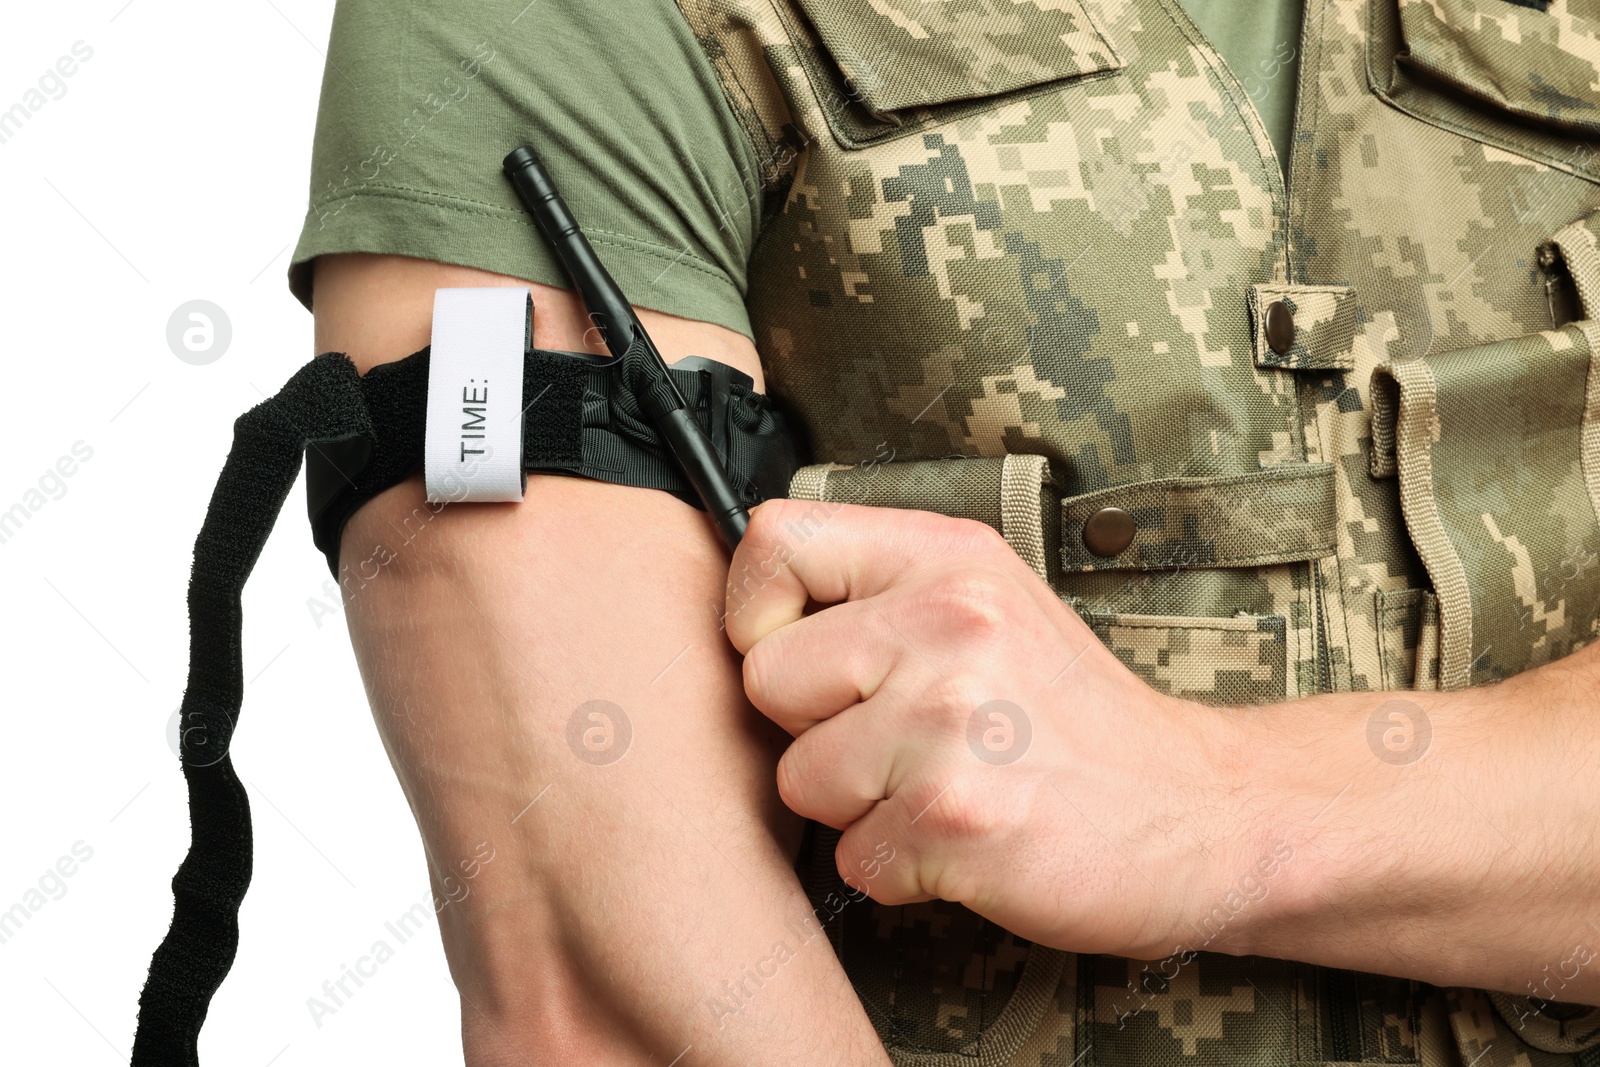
[310,251,764,390]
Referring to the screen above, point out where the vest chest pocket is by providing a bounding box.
[1369,0,1600,178]
[1075,609,1294,706]
[787,454,1319,707]
[781,0,1125,148]
[1399,0,1600,135]
[1370,325,1600,688]
[1368,208,1600,689]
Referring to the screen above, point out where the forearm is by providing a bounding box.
[1221,639,1600,1002]
[714,492,1600,1020]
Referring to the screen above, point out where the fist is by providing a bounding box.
[723,499,1247,960]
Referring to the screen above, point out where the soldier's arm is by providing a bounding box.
[1219,637,1600,1004]
[724,499,1600,1009]
[315,252,892,1065]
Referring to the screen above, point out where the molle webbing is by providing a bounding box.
[132,348,797,1065]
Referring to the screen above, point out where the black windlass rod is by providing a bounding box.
[503,144,749,549]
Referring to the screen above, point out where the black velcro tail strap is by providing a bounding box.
[132,352,373,1066]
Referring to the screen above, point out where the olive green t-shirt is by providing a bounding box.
[286,0,765,340]
[286,1,1303,337]
[1177,0,1305,170]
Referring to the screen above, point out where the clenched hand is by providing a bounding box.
[723,499,1260,962]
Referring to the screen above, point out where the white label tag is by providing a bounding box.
[424,287,530,503]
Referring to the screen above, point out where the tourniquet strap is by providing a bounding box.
[133,353,371,1065]
[305,344,800,574]
[134,347,797,1064]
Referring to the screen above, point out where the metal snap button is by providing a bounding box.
[1082,506,1135,558]
[1264,300,1296,355]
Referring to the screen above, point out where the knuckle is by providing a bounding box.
[915,777,995,842]
[928,572,1014,640]
[947,516,1009,555]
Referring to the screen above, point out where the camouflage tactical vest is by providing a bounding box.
[674,0,1600,1063]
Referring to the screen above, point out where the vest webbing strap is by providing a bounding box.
[131,347,797,1064]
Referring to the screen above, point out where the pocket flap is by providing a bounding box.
[794,0,1122,119]
[1058,464,1338,573]
[1397,0,1600,135]
[788,452,1060,580]
[1553,207,1600,318]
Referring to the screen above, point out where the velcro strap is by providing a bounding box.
[133,353,374,1067]
[1248,284,1359,370]
[1059,464,1338,572]
[305,348,797,575]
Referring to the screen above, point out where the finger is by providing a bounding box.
[832,786,936,907]
[835,833,931,908]
[834,755,988,907]
[723,499,986,653]
[772,678,928,826]
[742,597,905,733]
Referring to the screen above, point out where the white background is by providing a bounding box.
[1,2,467,1062]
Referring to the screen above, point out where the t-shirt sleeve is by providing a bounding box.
[286,0,764,341]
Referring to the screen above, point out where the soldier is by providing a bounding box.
[285,1,1600,1065]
